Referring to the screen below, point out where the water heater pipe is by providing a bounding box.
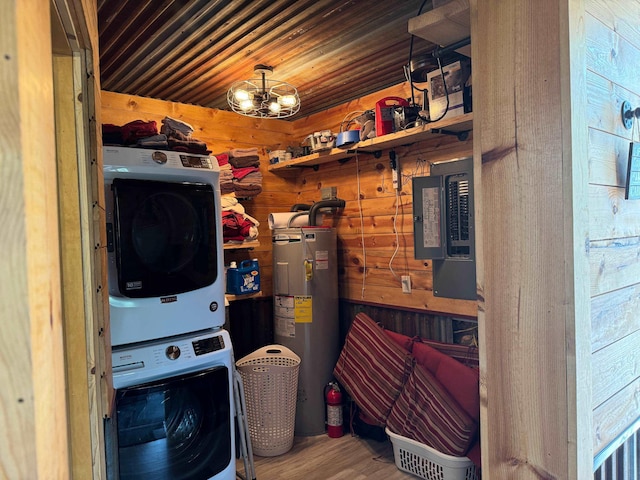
[290,204,311,212]
[308,199,345,226]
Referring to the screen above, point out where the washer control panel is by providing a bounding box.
[111,329,231,389]
[192,335,225,356]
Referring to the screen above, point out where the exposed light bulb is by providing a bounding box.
[234,89,251,102]
[239,99,254,111]
[269,101,281,113]
[279,95,297,107]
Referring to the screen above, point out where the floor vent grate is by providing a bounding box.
[594,419,640,480]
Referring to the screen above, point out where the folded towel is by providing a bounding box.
[136,133,169,149]
[102,124,124,145]
[161,116,194,136]
[234,183,263,198]
[232,166,261,180]
[231,147,259,157]
[222,210,259,242]
[215,153,230,166]
[121,120,158,144]
[221,183,235,195]
[221,195,241,210]
[167,137,210,154]
[229,155,260,168]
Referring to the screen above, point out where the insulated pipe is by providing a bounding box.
[286,211,310,228]
[290,204,311,212]
[308,199,345,226]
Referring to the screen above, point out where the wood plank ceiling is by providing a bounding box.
[98,0,443,119]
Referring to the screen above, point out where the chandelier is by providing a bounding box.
[227,64,300,119]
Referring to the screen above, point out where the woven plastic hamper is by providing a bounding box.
[236,345,301,457]
[386,427,478,480]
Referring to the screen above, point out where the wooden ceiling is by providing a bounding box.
[97,0,443,119]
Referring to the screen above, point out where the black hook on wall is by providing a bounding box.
[621,101,640,129]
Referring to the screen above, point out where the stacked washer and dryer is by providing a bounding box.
[103,146,236,480]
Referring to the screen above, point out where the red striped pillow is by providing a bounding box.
[386,363,478,457]
[333,313,414,426]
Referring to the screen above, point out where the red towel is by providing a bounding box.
[232,166,259,180]
[121,120,158,144]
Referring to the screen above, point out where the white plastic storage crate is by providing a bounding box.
[386,428,478,480]
[236,345,301,457]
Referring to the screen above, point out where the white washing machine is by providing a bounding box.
[106,328,236,480]
[103,146,226,346]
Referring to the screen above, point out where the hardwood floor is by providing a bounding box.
[236,433,415,480]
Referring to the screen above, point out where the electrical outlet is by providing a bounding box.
[390,155,401,191]
[401,275,411,294]
[390,151,401,191]
[321,186,337,200]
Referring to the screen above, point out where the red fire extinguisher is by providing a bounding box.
[326,382,343,438]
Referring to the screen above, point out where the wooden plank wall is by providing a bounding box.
[585,0,640,457]
[287,84,477,318]
[101,86,477,319]
[0,0,69,478]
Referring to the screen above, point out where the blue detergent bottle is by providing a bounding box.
[226,259,260,295]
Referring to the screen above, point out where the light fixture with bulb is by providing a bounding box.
[227,64,300,119]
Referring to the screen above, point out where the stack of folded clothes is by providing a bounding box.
[220,195,259,244]
[229,148,262,198]
[103,119,161,147]
[101,117,211,155]
[214,153,235,195]
[160,117,210,154]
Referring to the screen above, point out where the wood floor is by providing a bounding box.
[236,433,415,480]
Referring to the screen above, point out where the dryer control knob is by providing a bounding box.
[165,345,181,360]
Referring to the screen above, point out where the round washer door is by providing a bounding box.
[111,178,218,298]
[131,191,201,274]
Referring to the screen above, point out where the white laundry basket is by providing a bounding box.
[236,345,301,457]
[386,427,478,480]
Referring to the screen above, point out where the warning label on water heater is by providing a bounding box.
[274,295,313,337]
[315,250,329,270]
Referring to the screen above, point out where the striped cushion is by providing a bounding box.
[383,329,415,352]
[415,338,479,369]
[386,363,478,457]
[333,313,414,426]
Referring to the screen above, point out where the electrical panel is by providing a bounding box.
[412,156,475,300]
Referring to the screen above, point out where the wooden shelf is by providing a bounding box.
[267,113,472,173]
[223,240,260,250]
[225,291,263,302]
[408,0,471,57]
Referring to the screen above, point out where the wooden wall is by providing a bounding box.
[101,85,477,320]
[1,1,69,478]
[474,0,593,478]
[585,0,640,458]
[287,84,477,318]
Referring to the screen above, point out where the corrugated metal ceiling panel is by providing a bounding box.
[98,0,441,119]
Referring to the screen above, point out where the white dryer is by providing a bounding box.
[103,146,225,346]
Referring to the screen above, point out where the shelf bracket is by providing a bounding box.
[286,164,319,171]
[347,149,382,158]
[430,128,470,141]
